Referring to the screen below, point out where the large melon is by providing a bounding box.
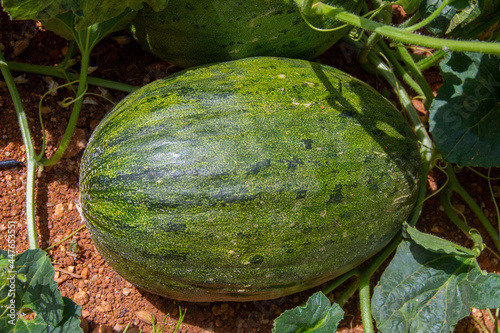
[128,0,363,67]
[79,57,422,302]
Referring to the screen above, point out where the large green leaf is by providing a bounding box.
[419,0,469,36]
[272,292,344,333]
[2,0,169,30]
[43,9,136,49]
[372,238,500,333]
[0,249,82,333]
[401,222,482,257]
[0,0,74,21]
[429,52,500,167]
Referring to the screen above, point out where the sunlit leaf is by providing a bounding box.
[0,249,82,333]
[372,240,500,333]
[401,223,478,257]
[272,292,344,333]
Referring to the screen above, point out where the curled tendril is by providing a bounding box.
[298,7,350,33]
[37,80,115,161]
[84,92,116,106]
[37,80,83,160]
[299,0,392,34]
[60,83,88,108]
[460,167,499,232]
[486,168,500,237]
[465,166,500,181]
[413,157,449,209]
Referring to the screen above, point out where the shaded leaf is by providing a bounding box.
[372,240,500,333]
[419,0,465,36]
[272,292,344,333]
[429,52,500,167]
[450,0,500,39]
[417,0,499,37]
[50,297,84,333]
[0,249,82,333]
[2,0,169,30]
[1,0,76,21]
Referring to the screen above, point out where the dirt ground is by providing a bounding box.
[1,8,499,333]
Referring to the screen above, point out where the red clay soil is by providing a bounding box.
[1,8,499,333]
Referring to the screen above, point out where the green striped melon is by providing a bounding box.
[128,0,363,68]
[79,57,422,302]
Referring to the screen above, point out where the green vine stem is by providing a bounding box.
[44,224,86,251]
[336,278,360,308]
[394,45,435,108]
[440,185,474,234]
[305,2,500,55]
[322,270,360,307]
[415,50,446,71]
[334,35,434,332]
[359,272,375,333]
[6,61,137,93]
[487,168,500,235]
[398,11,421,28]
[404,0,452,32]
[37,51,90,167]
[0,52,39,249]
[490,309,499,333]
[358,0,391,64]
[58,40,78,69]
[358,33,384,64]
[342,37,435,167]
[443,164,500,253]
[356,232,405,333]
[322,270,360,295]
[377,40,426,98]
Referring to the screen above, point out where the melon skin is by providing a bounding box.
[79,57,422,302]
[127,0,363,68]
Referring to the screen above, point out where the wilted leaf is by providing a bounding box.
[272,292,344,333]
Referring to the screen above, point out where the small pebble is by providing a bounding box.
[74,290,89,306]
[80,267,89,279]
[136,310,155,324]
[54,203,64,216]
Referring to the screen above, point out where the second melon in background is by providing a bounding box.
[128,0,363,68]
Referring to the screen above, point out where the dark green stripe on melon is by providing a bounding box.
[79,57,422,302]
[128,0,363,67]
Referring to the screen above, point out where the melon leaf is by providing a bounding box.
[429,51,500,167]
[272,291,344,333]
[2,0,170,31]
[401,222,480,257]
[0,249,83,333]
[418,0,478,36]
[371,239,500,333]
